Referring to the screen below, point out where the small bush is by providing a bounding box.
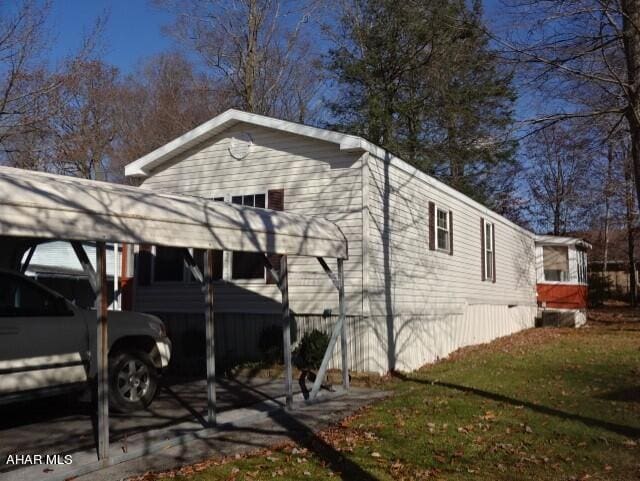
[588,273,612,307]
[294,329,330,371]
[257,324,283,364]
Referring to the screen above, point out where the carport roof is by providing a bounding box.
[0,166,348,259]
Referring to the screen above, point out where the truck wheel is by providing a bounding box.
[109,350,158,413]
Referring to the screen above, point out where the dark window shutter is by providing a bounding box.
[267,189,284,211]
[266,189,285,284]
[428,201,435,251]
[492,224,497,283]
[137,244,152,286]
[480,219,485,281]
[448,210,454,255]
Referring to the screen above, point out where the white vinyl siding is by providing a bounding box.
[366,154,536,371]
[367,154,536,315]
[137,122,364,316]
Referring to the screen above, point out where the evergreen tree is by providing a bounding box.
[327,0,517,207]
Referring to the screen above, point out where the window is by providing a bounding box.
[153,246,184,282]
[436,208,450,251]
[232,193,267,280]
[485,222,494,280]
[481,219,496,282]
[231,193,265,208]
[543,246,569,282]
[577,248,588,284]
[0,273,70,317]
[188,249,223,282]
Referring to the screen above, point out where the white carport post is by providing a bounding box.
[262,254,293,409]
[204,249,216,426]
[183,248,216,426]
[280,255,293,409]
[338,259,349,391]
[71,241,110,460]
[95,242,109,460]
[309,257,349,401]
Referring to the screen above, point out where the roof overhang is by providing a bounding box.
[535,235,592,250]
[124,109,368,178]
[0,166,348,259]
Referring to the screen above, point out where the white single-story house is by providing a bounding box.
[122,109,584,374]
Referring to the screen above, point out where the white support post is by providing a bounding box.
[338,259,349,390]
[72,241,98,292]
[280,255,293,409]
[96,242,109,460]
[204,249,216,426]
[309,257,349,401]
[20,245,35,274]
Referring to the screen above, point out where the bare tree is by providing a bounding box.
[157,0,324,121]
[48,60,122,179]
[111,52,231,177]
[0,0,54,160]
[497,0,640,216]
[525,123,594,234]
[601,143,617,275]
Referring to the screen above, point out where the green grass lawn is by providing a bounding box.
[138,320,640,481]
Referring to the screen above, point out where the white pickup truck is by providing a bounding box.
[0,269,171,412]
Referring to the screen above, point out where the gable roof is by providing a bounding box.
[124,109,369,177]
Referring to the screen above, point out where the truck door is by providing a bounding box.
[0,271,89,396]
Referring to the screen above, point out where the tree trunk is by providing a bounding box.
[244,0,259,113]
[603,145,613,292]
[624,153,638,306]
[622,0,640,213]
[628,227,637,306]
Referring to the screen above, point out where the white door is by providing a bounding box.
[0,271,89,395]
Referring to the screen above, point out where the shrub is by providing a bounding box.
[294,329,330,371]
[257,324,283,364]
[588,273,612,307]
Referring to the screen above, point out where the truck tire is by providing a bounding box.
[108,349,158,413]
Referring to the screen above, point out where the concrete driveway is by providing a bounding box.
[0,376,387,481]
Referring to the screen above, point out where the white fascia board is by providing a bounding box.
[124,110,239,177]
[535,235,592,249]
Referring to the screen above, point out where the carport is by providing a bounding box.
[0,166,349,467]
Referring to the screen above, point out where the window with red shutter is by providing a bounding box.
[428,202,435,251]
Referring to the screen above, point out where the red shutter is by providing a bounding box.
[492,224,496,283]
[448,210,454,255]
[428,201,435,251]
[266,189,285,284]
[480,219,485,281]
[137,244,152,286]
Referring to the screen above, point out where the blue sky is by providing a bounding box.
[49,0,506,73]
[48,0,173,72]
